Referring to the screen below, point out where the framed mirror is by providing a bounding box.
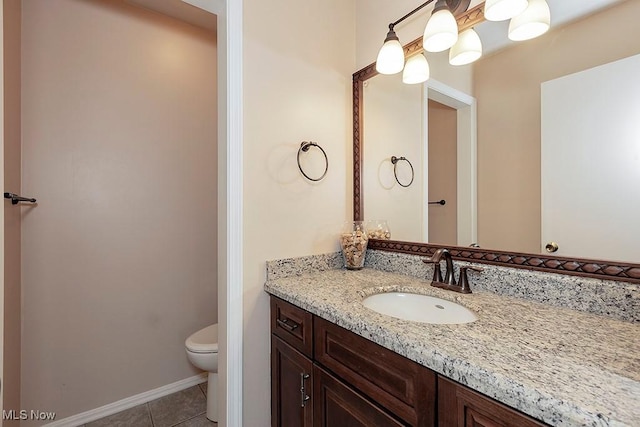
[353,0,640,283]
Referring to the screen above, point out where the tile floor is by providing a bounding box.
[82,383,216,427]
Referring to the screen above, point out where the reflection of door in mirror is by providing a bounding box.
[363,74,477,244]
[428,99,457,245]
[475,1,640,259]
[541,53,640,264]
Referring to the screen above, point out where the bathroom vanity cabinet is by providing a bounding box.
[270,296,546,427]
[437,376,545,427]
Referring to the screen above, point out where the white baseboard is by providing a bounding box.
[43,373,208,427]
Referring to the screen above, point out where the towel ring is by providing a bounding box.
[391,156,414,188]
[297,141,328,182]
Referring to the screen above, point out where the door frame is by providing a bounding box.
[424,79,477,246]
[218,0,244,425]
[183,0,244,425]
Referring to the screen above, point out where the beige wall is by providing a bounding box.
[3,0,21,421]
[355,0,473,94]
[21,0,217,422]
[363,73,423,241]
[475,0,640,253]
[428,100,457,245]
[242,0,355,424]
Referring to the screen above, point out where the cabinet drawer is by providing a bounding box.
[438,376,547,427]
[271,296,314,358]
[314,364,405,427]
[314,317,436,427]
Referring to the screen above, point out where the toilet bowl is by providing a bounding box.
[185,323,218,422]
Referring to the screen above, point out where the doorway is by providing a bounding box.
[8,0,219,422]
[426,99,457,245]
[425,79,477,247]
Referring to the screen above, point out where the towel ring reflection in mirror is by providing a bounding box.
[391,156,414,188]
[297,141,328,182]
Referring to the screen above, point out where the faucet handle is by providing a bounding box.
[423,257,443,283]
[459,265,484,293]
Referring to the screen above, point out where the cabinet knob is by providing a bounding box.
[545,242,559,253]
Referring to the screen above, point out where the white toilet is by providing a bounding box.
[185,323,219,422]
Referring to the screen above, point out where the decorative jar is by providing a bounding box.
[366,220,391,240]
[340,221,368,270]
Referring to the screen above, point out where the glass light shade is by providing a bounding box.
[423,9,458,53]
[484,0,529,21]
[449,28,483,66]
[508,0,550,41]
[403,53,430,84]
[376,39,405,74]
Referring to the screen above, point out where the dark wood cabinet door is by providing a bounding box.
[272,335,314,427]
[438,377,546,427]
[314,364,406,427]
[314,317,436,426]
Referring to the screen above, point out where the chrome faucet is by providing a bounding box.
[423,248,483,294]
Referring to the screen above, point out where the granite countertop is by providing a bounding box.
[264,268,640,427]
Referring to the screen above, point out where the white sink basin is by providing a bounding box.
[362,292,477,324]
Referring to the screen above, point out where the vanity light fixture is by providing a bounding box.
[375,0,440,75]
[484,0,529,21]
[403,52,431,84]
[375,0,552,79]
[508,0,551,41]
[449,28,483,66]
[423,0,459,52]
[375,27,405,74]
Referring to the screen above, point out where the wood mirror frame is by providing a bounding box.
[352,3,640,284]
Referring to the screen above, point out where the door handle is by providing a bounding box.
[4,192,37,205]
[545,242,559,253]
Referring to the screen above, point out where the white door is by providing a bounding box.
[541,53,640,262]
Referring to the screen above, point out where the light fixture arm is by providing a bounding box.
[389,0,436,30]
[388,0,470,30]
